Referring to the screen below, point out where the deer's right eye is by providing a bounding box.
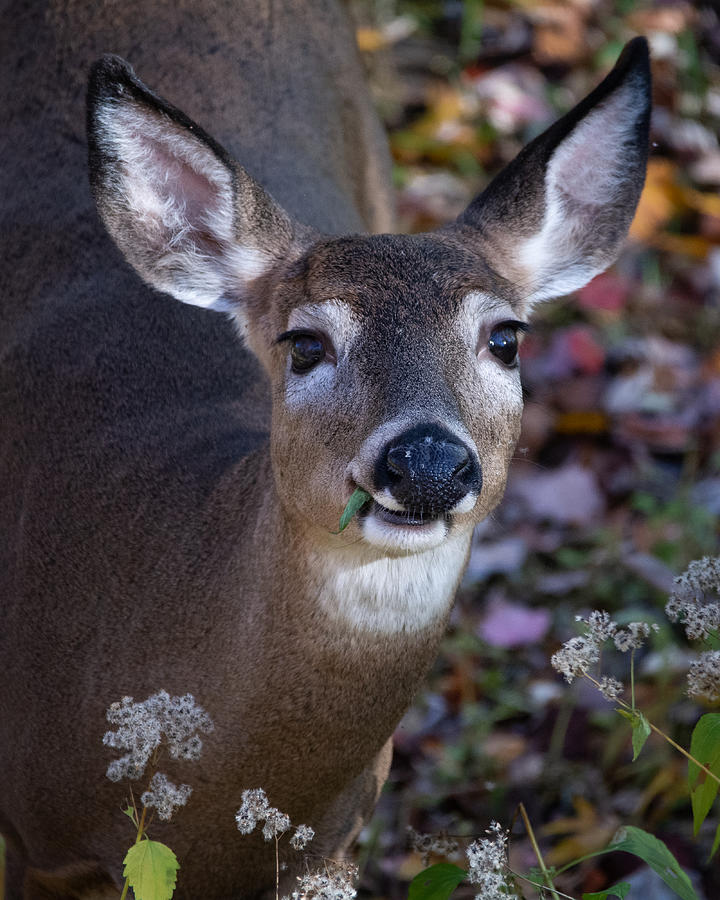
[290,334,325,373]
[276,328,333,374]
[274,330,327,374]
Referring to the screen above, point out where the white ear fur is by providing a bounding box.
[95,100,275,309]
[519,75,646,305]
[453,39,650,312]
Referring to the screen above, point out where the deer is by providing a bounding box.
[0,0,650,895]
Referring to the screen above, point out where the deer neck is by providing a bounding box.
[215,455,470,790]
[233,452,472,643]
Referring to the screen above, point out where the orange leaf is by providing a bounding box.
[629,159,681,243]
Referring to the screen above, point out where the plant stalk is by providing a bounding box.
[519,803,560,900]
[120,805,148,900]
[584,674,720,787]
[275,836,280,900]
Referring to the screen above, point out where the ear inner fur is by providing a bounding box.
[87,55,301,311]
[453,36,651,308]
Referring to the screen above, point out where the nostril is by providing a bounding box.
[386,446,409,480]
[446,444,469,477]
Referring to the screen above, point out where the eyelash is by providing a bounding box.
[485,319,529,367]
[497,320,529,334]
[275,328,317,345]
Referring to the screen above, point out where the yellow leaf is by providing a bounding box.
[682,186,720,219]
[629,159,680,243]
[655,233,712,260]
[541,796,619,867]
[355,27,384,53]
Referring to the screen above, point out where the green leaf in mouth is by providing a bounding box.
[333,487,372,533]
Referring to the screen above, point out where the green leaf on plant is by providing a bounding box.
[688,713,720,840]
[408,863,467,900]
[711,822,720,861]
[122,805,137,824]
[616,708,651,760]
[583,882,630,900]
[123,839,179,900]
[332,487,372,533]
[609,826,698,900]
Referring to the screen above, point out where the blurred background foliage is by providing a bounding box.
[348,1,720,898]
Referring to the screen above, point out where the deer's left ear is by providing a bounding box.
[451,37,651,310]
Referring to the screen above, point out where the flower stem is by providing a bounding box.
[584,673,720,787]
[119,805,148,900]
[275,836,280,900]
[518,803,560,900]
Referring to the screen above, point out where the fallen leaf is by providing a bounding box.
[478,596,550,647]
[508,462,605,526]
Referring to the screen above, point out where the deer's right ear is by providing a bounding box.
[453,37,651,312]
[87,55,300,313]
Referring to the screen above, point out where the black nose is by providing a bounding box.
[375,424,482,517]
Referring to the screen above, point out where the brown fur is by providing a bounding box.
[1,4,650,896]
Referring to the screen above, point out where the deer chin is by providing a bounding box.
[360,501,450,554]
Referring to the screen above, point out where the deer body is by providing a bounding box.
[1,2,650,897]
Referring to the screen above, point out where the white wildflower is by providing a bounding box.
[687,650,720,701]
[407,826,459,865]
[235,788,298,843]
[262,807,292,841]
[666,557,720,641]
[290,824,315,851]
[288,861,358,900]
[577,610,618,643]
[597,676,624,701]
[551,635,600,683]
[103,690,213,781]
[141,772,192,821]
[466,822,515,899]
[613,622,659,653]
[673,556,720,595]
[235,788,270,834]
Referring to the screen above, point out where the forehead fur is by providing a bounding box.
[281,232,519,320]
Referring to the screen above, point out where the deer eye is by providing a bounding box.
[276,330,326,374]
[487,321,527,366]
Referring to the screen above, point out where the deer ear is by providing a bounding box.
[454,37,651,310]
[87,55,300,312]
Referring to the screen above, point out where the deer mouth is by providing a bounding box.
[360,499,450,553]
[368,500,446,527]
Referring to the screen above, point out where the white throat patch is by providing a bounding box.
[311,530,471,634]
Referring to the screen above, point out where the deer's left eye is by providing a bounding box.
[487,321,527,366]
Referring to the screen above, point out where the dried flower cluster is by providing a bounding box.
[284,861,358,900]
[407,826,459,865]
[236,788,314,847]
[553,557,720,703]
[466,821,515,899]
[687,650,720,702]
[666,556,720,641]
[550,634,601,683]
[141,772,192,821]
[613,621,659,652]
[597,675,624,701]
[103,690,214,782]
[582,610,618,642]
[291,824,316,851]
[552,611,658,684]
